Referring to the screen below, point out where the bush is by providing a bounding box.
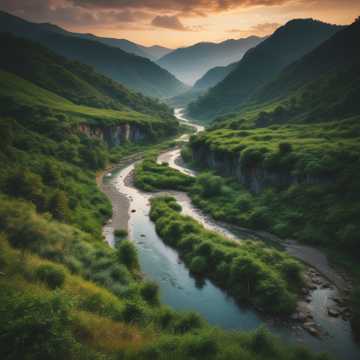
[122,301,145,324]
[174,312,203,334]
[116,240,139,270]
[0,291,79,359]
[280,259,303,283]
[140,281,160,306]
[185,333,218,357]
[114,228,128,239]
[190,256,207,274]
[197,173,224,197]
[35,264,65,289]
[278,142,293,154]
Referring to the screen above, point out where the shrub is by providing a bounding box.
[35,264,65,289]
[280,259,303,283]
[185,333,218,357]
[197,173,224,197]
[122,301,145,324]
[250,326,277,355]
[116,240,139,270]
[114,228,128,239]
[190,256,207,274]
[0,291,79,359]
[140,281,160,306]
[174,312,203,334]
[278,142,293,154]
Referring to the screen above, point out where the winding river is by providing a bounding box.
[100,108,359,360]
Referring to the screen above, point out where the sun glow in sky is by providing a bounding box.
[1,0,359,47]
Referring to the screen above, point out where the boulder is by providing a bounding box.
[328,308,340,317]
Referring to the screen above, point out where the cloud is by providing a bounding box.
[151,15,187,31]
[71,0,291,14]
[228,22,280,36]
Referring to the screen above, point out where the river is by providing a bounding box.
[100,108,359,360]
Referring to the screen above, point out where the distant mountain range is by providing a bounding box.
[157,36,265,85]
[188,19,343,120]
[0,11,185,98]
[193,62,238,90]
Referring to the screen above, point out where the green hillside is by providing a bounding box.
[188,19,341,121]
[211,19,360,129]
[0,11,187,98]
[0,34,173,118]
[0,20,330,360]
[183,19,360,336]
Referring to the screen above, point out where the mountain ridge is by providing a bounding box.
[188,18,343,120]
[157,35,265,85]
[0,11,186,98]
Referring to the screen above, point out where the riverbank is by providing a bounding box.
[97,109,360,360]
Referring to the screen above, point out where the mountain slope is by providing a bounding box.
[218,19,360,128]
[188,19,342,121]
[157,36,265,85]
[0,11,187,98]
[145,45,173,60]
[0,33,174,119]
[193,62,238,90]
[17,17,170,61]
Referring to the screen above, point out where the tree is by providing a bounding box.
[197,173,224,197]
[49,191,70,222]
[42,161,61,186]
[0,117,14,152]
[116,240,139,270]
[6,170,46,211]
[231,255,263,297]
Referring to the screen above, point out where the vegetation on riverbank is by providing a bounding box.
[187,118,360,253]
[150,196,303,315]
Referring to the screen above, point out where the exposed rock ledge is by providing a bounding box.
[78,123,146,147]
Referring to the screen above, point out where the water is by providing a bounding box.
[101,108,360,360]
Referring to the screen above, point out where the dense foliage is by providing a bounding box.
[134,159,195,191]
[150,197,303,315]
[188,117,360,256]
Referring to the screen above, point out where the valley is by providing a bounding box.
[0,7,359,360]
[99,109,359,360]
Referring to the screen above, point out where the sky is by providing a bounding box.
[1,0,359,48]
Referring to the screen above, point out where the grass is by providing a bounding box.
[0,70,166,127]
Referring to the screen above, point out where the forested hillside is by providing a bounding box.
[0,19,331,360]
[188,19,341,121]
[0,11,187,98]
[183,18,360,335]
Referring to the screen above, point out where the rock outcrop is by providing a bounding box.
[190,145,332,194]
[78,123,146,147]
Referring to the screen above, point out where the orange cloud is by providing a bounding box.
[228,22,280,36]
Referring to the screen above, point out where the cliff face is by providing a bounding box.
[78,123,146,147]
[191,145,331,193]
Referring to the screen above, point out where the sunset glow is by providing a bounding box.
[1,0,359,47]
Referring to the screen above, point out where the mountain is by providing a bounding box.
[145,45,173,60]
[157,36,265,85]
[0,32,174,117]
[18,17,171,61]
[193,62,238,90]
[248,18,360,126]
[188,19,342,121]
[0,11,187,98]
